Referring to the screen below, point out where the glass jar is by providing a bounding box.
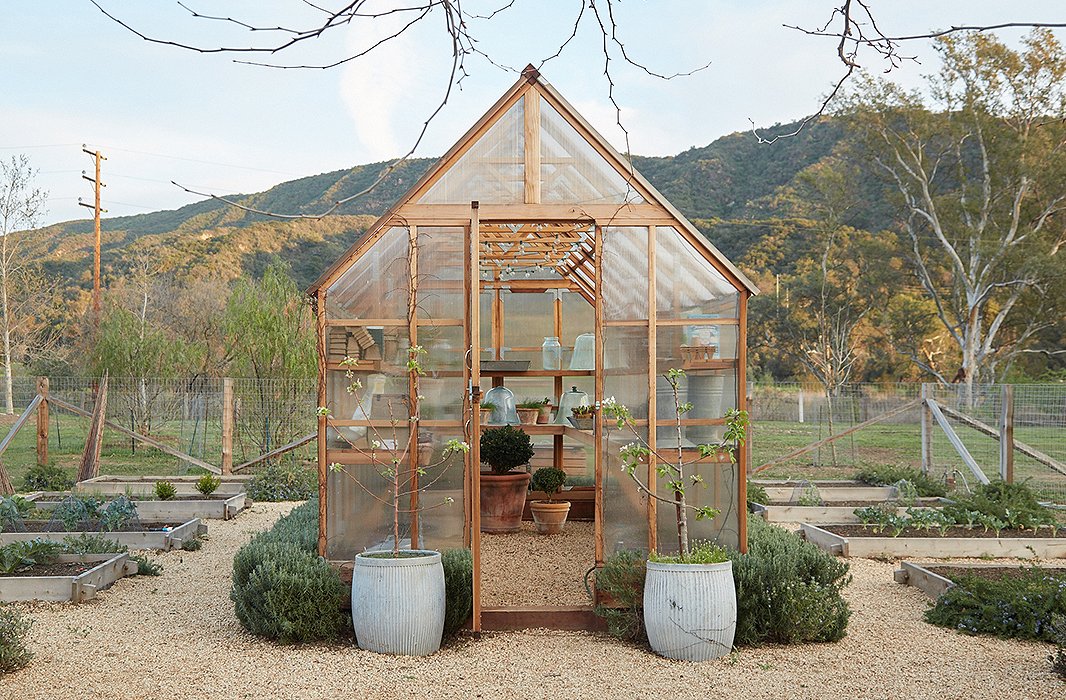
[541,336,562,370]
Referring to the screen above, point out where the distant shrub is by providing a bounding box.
[943,480,1055,531]
[154,481,177,501]
[925,567,1066,642]
[62,534,125,554]
[196,474,221,496]
[746,482,769,505]
[181,537,203,552]
[442,548,473,639]
[0,606,33,675]
[130,554,163,576]
[247,462,317,502]
[21,463,74,492]
[854,465,946,497]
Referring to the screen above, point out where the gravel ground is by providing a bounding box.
[1,503,1061,700]
[481,522,594,606]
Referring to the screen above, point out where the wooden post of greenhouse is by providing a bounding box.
[36,376,49,466]
[469,201,482,632]
[221,378,233,475]
[737,292,748,554]
[316,290,328,558]
[646,225,658,555]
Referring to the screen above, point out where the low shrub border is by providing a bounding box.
[231,499,473,644]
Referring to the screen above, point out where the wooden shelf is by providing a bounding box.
[482,423,595,445]
[480,369,594,377]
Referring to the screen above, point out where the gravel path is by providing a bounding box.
[1,503,1061,700]
[481,522,594,606]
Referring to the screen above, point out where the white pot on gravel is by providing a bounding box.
[351,549,445,656]
[643,559,736,661]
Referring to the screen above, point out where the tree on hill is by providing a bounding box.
[844,30,1066,399]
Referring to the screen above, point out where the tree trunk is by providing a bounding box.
[1,240,12,414]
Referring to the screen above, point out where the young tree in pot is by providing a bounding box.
[529,466,569,534]
[479,425,535,533]
[321,347,469,656]
[603,368,749,662]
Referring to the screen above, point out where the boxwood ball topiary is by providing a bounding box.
[480,425,535,475]
[530,467,567,498]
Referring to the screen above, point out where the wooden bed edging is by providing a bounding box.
[753,499,946,524]
[0,553,136,603]
[76,475,249,497]
[0,518,205,551]
[800,523,1066,559]
[894,561,1066,599]
[28,492,247,521]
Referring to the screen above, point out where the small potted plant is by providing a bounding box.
[479,425,535,533]
[536,398,553,424]
[479,401,497,425]
[516,398,548,425]
[570,404,596,431]
[529,466,569,534]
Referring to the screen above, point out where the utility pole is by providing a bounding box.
[78,146,107,326]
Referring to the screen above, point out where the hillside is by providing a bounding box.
[31,119,848,291]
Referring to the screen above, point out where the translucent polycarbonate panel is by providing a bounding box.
[501,290,555,355]
[603,227,649,320]
[420,99,524,204]
[655,227,739,320]
[540,100,645,205]
[417,324,465,422]
[416,227,465,322]
[603,324,649,420]
[326,227,409,319]
[323,323,410,367]
[479,291,493,359]
[602,427,649,556]
[414,428,468,551]
[655,459,740,552]
[654,369,737,446]
[325,462,400,559]
[560,289,594,353]
[326,364,411,445]
[655,325,739,370]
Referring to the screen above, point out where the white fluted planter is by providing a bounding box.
[643,559,736,661]
[351,550,445,656]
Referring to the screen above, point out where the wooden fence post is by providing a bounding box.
[36,376,49,466]
[221,378,233,476]
[999,385,1014,483]
[920,383,933,474]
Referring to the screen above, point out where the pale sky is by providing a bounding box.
[2,1,1062,227]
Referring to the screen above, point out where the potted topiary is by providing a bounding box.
[479,425,535,533]
[323,348,469,656]
[516,398,548,425]
[529,466,569,534]
[603,368,749,662]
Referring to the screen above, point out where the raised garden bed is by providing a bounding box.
[0,519,205,551]
[26,491,248,520]
[756,480,898,503]
[0,553,137,603]
[751,498,946,524]
[894,560,1066,599]
[801,522,1066,558]
[75,475,249,497]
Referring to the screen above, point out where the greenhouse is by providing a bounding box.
[307,66,757,630]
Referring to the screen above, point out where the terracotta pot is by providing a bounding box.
[537,406,552,424]
[516,408,539,425]
[479,471,531,533]
[479,409,492,425]
[530,500,571,534]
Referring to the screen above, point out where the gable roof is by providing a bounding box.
[308,66,757,296]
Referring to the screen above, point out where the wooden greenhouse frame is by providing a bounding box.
[308,66,758,631]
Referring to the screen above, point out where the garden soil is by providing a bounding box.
[1,503,1060,699]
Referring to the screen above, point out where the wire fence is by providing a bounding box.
[4,376,1064,502]
[749,382,1066,503]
